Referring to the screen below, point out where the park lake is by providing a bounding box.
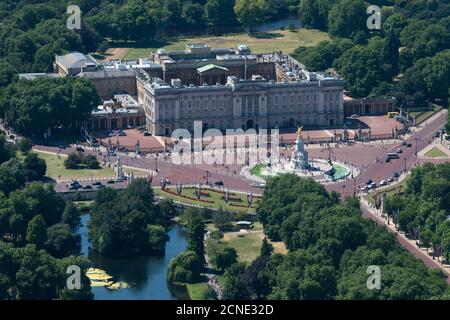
[79,214,189,300]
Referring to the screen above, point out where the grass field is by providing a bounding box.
[209,222,288,264]
[29,150,147,180]
[155,187,259,212]
[186,283,209,300]
[118,29,329,60]
[424,146,448,158]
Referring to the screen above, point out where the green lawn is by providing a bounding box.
[30,151,115,179]
[424,147,448,158]
[29,150,148,180]
[155,187,259,212]
[222,222,264,263]
[186,283,209,300]
[207,221,287,264]
[120,29,329,60]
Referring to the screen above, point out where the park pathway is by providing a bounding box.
[203,232,223,300]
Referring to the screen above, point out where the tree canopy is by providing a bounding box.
[89,178,173,258]
[221,174,450,300]
[0,77,99,135]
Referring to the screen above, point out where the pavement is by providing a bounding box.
[360,198,450,284]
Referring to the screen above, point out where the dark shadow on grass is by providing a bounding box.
[249,31,284,39]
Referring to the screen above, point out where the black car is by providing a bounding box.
[366,179,373,185]
[406,143,412,147]
[70,181,81,187]
[385,158,391,163]
[83,185,92,190]
[92,181,102,186]
[401,141,407,146]
[394,172,400,178]
[107,180,115,184]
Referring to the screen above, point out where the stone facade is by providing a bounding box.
[78,69,137,100]
[343,96,397,117]
[87,94,145,130]
[137,73,344,136]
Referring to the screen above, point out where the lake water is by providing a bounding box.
[79,214,189,300]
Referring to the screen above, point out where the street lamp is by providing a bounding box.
[415,138,418,156]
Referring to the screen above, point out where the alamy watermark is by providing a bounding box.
[366,265,381,290]
[66,265,81,290]
[170,121,280,166]
[367,5,381,30]
[66,5,81,30]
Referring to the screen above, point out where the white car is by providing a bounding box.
[379,180,387,186]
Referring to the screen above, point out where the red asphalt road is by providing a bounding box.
[326,111,448,195]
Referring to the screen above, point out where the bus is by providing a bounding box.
[387,112,399,118]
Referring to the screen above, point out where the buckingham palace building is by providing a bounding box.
[137,44,344,136]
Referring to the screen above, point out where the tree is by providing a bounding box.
[222,262,251,299]
[182,2,205,26]
[1,158,26,187]
[167,250,203,284]
[234,0,266,33]
[0,78,99,135]
[147,224,169,252]
[212,207,233,231]
[45,223,81,258]
[64,153,81,169]
[23,153,46,181]
[0,59,18,87]
[18,137,32,154]
[0,166,20,195]
[114,0,156,42]
[61,202,81,231]
[0,134,15,165]
[299,0,335,29]
[14,244,60,299]
[215,246,237,271]
[327,0,367,39]
[420,229,433,250]
[188,215,205,263]
[26,215,47,248]
[260,237,273,256]
[204,0,237,27]
[334,39,385,98]
[89,179,169,258]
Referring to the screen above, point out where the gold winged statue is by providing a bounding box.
[297,126,303,139]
